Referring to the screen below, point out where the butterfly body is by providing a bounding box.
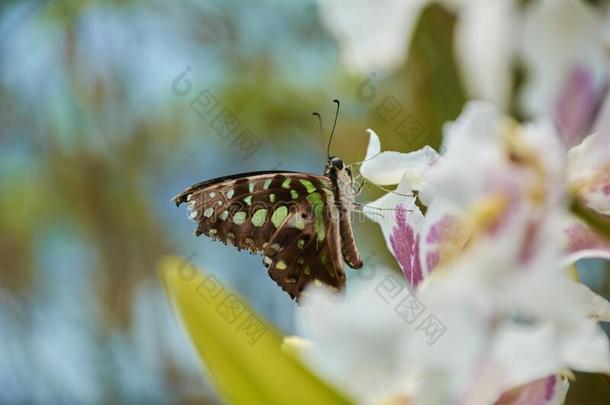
[173,157,362,299]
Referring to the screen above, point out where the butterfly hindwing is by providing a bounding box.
[174,171,346,297]
[262,188,345,298]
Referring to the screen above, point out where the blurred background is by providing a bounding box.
[0,0,608,403]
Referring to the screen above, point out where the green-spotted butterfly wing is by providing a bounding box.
[174,165,362,299]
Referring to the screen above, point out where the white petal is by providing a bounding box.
[453,0,517,110]
[567,132,610,215]
[568,281,610,322]
[296,270,412,403]
[405,274,491,399]
[364,128,381,161]
[561,319,610,373]
[316,0,427,74]
[360,146,439,186]
[567,133,610,185]
[488,323,562,390]
[363,173,417,227]
[420,101,505,208]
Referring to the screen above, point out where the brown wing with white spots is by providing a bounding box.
[173,171,345,298]
[174,172,345,298]
[176,173,273,253]
[262,197,345,299]
[174,172,325,253]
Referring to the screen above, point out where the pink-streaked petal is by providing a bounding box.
[390,204,423,287]
[520,0,608,118]
[419,200,462,275]
[554,68,598,148]
[363,175,425,287]
[425,215,455,244]
[423,215,456,272]
[495,375,568,405]
[562,220,610,264]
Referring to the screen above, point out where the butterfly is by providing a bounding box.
[173,100,363,299]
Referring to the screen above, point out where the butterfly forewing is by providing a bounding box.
[173,171,346,298]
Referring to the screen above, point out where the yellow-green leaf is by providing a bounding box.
[159,255,352,405]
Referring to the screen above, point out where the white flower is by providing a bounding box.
[317,0,609,114]
[295,240,607,403]
[296,100,610,403]
[363,100,610,274]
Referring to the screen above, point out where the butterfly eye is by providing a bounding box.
[331,157,344,170]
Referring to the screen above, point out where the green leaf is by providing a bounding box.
[159,255,352,405]
[569,198,610,242]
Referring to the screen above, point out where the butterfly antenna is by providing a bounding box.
[312,112,323,136]
[327,99,340,158]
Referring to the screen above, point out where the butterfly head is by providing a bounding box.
[325,156,350,175]
[325,156,355,197]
